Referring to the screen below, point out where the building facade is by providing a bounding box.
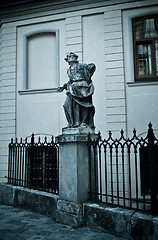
[0,0,158,182]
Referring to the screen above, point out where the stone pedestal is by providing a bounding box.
[55,126,97,226]
[56,127,95,203]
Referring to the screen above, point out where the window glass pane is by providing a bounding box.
[135,17,158,39]
[155,40,158,75]
[135,20,144,39]
[137,44,152,75]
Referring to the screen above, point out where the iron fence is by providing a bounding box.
[8,134,59,194]
[88,123,158,214]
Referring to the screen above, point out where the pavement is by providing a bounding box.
[0,203,128,240]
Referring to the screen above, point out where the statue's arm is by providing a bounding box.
[58,83,67,92]
[88,63,96,77]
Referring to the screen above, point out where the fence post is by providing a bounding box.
[148,123,157,214]
[8,139,13,184]
[30,133,34,189]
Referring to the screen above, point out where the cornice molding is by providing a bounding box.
[0,0,145,23]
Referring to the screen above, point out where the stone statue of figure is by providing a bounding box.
[59,52,96,129]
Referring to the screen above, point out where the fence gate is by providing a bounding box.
[8,134,59,194]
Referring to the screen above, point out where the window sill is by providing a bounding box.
[18,88,60,95]
[127,81,158,87]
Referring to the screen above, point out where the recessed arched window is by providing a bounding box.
[23,29,59,90]
[133,15,158,81]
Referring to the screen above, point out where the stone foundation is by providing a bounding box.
[0,184,158,239]
[0,183,58,220]
[84,202,158,240]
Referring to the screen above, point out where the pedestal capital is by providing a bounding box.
[55,126,97,143]
[62,126,95,135]
[56,133,88,143]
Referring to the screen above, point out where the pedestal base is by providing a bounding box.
[56,200,83,227]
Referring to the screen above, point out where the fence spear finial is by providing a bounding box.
[44,136,47,144]
[133,128,136,137]
[98,131,101,140]
[148,122,152,129]
[121,129,124,137]
[31,133,34,145]
[109,130,112,138]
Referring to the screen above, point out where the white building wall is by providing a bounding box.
[16,19,66,140]
[104,9,126,135]
[0,23,16,182]
[0,0,158,183]
[65,16,83,62]
[82,14,107,136]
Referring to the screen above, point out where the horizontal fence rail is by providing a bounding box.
[88,123,158,214]
[8,134,59,195]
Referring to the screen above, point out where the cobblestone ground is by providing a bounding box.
[0,204,128,240]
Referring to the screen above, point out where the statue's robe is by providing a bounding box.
[63,63,95,127]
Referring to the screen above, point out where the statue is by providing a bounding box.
[59,52,96,129]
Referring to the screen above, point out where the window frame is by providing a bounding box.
[133,15,158,82]
[19,28,59,94]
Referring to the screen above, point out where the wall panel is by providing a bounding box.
[0,24,16,183]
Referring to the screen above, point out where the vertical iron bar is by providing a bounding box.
[93,143,97,201]
[37,146,39,190]
[116,146,120,206]
[148,123,157,214]
[30,134,34,189]
[99,145,102,202]
[10,143,13,184]
[140,146,146,211]
[45,147,48,192]
[25,144,29,188]
[19,142,22,186]
[12,143,15,184]
[128,145,132,208]
[104,146,108,203]
[15,139,18,185]
[57,144,59,194]
[134,146,139,210]
[122,148,126,207]
[110,145,113,204]
[39,146,42,190]
[35,146,38,190]
[40,146,42,190]
[27,142,30,188]
[17,142,20,185]
[8,141,12,184]
[43,147,46,191]
[21,144,24,186]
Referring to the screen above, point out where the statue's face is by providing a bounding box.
[65,53,78,63]
[68,56,76,62]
